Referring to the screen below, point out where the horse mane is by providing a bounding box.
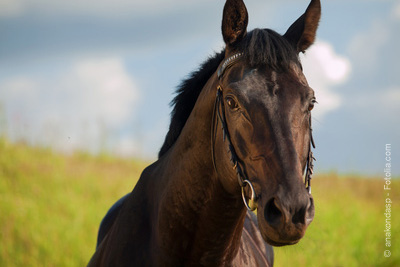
[158,51,225,157]
[158,28,299,158]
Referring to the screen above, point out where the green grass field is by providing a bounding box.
[1,138,399,266]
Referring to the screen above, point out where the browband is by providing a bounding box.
[217,53,244,79]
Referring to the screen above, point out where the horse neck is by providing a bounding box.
[155,76,246,265]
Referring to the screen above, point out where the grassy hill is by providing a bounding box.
[0,138,399,266]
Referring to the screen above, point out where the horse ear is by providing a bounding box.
[283,0,321,53]
[222,0,248,46]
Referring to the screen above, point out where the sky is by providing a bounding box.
[0,0,399,175]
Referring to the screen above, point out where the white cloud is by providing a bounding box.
[1,77,38,97]
[112,136,141,158]
[0,57,139,153]
[349,86,400,122]
[380,87,400,111]
[348,20,390,72]
[65,58,139,127]
[0,0,24,17]
[348,1,400,75]
[310,43,351,83]
[300,41,351,120]
[392,2,400,20]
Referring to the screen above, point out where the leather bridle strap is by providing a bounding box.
[211,52,316,211]
[212,53,258,211]
[305,116,316,194]
[213,83,258,211]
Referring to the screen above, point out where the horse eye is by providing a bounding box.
[308,97,317,111]
[226,97,239,110]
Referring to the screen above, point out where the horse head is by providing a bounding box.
[213,0,320,246]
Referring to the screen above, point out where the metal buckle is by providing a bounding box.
[241,180,257,211]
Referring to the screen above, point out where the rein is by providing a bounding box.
[211,52,316,211]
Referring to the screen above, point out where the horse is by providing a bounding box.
[89,0,320,265]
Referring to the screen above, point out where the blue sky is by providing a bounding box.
[0,0,399,175]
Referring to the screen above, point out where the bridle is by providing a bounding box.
[211,52,316,211]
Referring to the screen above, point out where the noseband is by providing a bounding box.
[211,53,316,211]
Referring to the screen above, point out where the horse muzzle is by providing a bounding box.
[257,189,315,246]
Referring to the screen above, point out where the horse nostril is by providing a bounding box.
[264,198,283,227]
[292,197,314,225]
[305,197,315,225]
[291,207,306,225]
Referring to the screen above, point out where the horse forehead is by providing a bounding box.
[237,65,306,101]
[289,62,308,86]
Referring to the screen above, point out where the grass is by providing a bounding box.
[0,138,399,266]
[0,138,147,266]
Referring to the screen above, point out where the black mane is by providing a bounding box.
[158,28,299,157]
[158,51,225,157]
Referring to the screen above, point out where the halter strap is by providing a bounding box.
[211,52,316,211]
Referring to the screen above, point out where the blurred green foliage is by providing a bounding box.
[0,138,398,266]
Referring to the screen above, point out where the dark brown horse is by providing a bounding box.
[89,0,321,266]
